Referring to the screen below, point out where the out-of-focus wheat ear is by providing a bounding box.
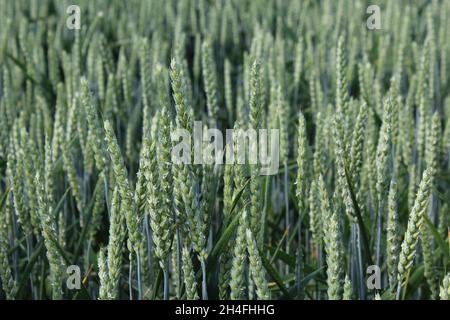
[19,127,40,236]
[293,38,304,92]
[316,174,331,234]
[202,39,219,126]
[235,85,246,124]
[0,104,8,157]
[96,52,105,101]
[0,242,16,300]
[1,67,14,132]
[199,132,214,259]
[98,33,114,74]
[33,111,45,170]
[296,112,307,214]
[407,164,417,211]
[106,72,119,120]
[249,60,262,131]
[223,143,234,217]
[0,192,16,300]
[71,30,81,88]
[38,92,52,146]
[438,203,448,239]
[276,84,289,165]
[416,40,430,167]
[426,9,436,106]
[171,251,181,299]
[365,117,378,212]
[335,35,348,156]
[139,38,151,110]
[81,78,108,173]
[224,59,233,125]
[89,171,106,242]
[400,95,415,169]
[421,220,438,299]
[170,58,193,132]
[61,95,83,219]
[154,63,171,116]
[117,48,131,107]
[312,112,324,179]
[219,144,234,300]
[443,116,450,157]
[426,112,441,180]
[51,83,66,163]
[307,69,317,114]
[47,30,60,90]
[308,180,322,249]
[193,33,201,82]
[18,24,35,80]
[83,124,96,176]
[44,133,54,208]
[197,137,213,300]
[6,132,31,237]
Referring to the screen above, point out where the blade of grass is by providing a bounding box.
[206,177,251,271]
[344,165,373,266]
[72,177,104,263]
[14,240,45,299]
[260,250,290,297]
[424,215,449,262]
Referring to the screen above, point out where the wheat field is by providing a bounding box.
[0,0,449,300]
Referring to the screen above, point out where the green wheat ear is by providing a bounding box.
[0,0,448,302]
[104,120,140,253]
[0,196,16,300]
[296,112,307,215]
[35,171,65,300]
[106,186,125,300]
[343,275,352,300]
[201,39,219,125]
[98,247,109,300]
[397,168,433,295]
[181,247,199,300]
[440,274,450,300]
[387,179,399,289]
[230,210,248,300]
[317,170,344,300]
[246,228,269,300]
